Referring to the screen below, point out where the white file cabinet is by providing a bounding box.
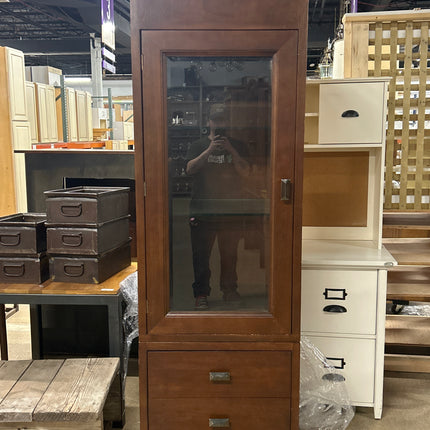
[302,78,396,419]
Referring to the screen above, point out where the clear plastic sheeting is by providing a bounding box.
[120,270,139,386]
[300,336,355,430]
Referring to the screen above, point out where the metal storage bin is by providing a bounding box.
[46,215,130,255]
[0,213,47,255]
[49,240,131,284]
[0,253,49,284]
[44,187,130,225]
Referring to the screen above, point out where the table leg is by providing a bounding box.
[0,304,8,360]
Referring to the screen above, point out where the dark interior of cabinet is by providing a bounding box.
[303,152,369,227]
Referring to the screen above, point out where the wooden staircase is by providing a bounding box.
[382,213,430,373]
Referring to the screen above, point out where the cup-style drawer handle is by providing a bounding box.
[209,372,231,382]
[60,203,82,217]
[322,373,345,382]
[61,233,83,247]
[341,109,359,118]
[209,418,230,428]
[0,233,21,246]
[3,263,25,277]
[63,263,84,277]
[323,305,347,313]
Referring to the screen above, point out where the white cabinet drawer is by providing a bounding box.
[306,336,375,404]
[319,82,385,144]
[301,269,377,335]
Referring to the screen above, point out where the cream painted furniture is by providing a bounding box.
[25,82,39,144]
[302,77,396,419]
[76,90,93,141]
[66,87,78,141]
[113,121,134,141]
[0,46,30,215]
[35,83,58,143]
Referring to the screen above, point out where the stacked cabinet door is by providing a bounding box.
[132,1,307,429]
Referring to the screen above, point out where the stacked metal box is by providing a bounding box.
[0,213,49,283]
[45,187,131,284]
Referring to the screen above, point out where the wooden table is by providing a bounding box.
[0,358,122,429]
[0,263,137,375]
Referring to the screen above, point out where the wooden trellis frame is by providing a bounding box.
[344,10,430,210]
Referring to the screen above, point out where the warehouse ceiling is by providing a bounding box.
[0,0,430,76]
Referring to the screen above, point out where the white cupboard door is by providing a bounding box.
[319,82,385,144]
[35,83,49,143]
[25,82,39,144]
[11,120,31,150]
[66,88,78,141]
[86,92,93,141]
[124,122,134,140]
[307,335,376,405]
[76,90,88,141]
[301,269,378,335]
[6,48,27,121]
[13,153,27,213]
[46,85,58,142]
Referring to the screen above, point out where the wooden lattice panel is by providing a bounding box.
[344,11,430,210]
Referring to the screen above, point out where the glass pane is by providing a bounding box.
[167,56,271,312]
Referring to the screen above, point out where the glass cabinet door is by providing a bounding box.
[142,31,300,335]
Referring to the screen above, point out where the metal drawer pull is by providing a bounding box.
[61,233,83,247]
[322,373,345,382]
[0,233,21,246]
[323,288,347,300]
[3,263,25,277]
[209,418,230,428]
[326,357,347,369]
[281,178,292,202]
[323,305,347,313]
[341,109,359,118]
[63,263,84,277]
[60,203,82,217]
[209,372,231,382]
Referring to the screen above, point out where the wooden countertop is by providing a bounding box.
[0,263,137,296]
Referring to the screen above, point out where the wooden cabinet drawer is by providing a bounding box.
[319,82,385,144]
[148,351,292,398]
[149,398,291,430]
[301,269,378,335]
[307,335,375,404]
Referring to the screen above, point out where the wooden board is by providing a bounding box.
[0,361,31,401]
[0,262,137,295]
[385,354,430,374]
[33,358,119,422]
[303,152,369,227]
[386,315,430,347]
[383,238,430,265]
[387,282,430,302]
[0,360,63,422]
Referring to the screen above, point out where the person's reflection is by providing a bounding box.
[186,104,250,310]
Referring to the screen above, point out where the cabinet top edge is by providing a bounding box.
[306,77,392,85]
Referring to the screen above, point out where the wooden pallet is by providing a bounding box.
[0,358,121,429]
[344,10,430,210]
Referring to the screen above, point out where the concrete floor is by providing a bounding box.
[4,305,430,429]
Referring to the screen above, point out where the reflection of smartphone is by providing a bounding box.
[214,127,226,138]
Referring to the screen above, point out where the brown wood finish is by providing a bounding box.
[132,1,308,428]
[0,305,7,360]
[149,398,291,430]
[148,350,292,398]
[141,30,300,337]
[303,152,369,227]
[0,263,137,295]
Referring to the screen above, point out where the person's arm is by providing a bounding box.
[223,138,250,177]
[186,139,223,175]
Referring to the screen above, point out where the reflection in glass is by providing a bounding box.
[167,56,272,312]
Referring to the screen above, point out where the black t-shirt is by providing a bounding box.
[186,136,249,203]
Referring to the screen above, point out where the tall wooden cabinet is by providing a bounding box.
[0,46,30,215]
[131,1,308,429]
